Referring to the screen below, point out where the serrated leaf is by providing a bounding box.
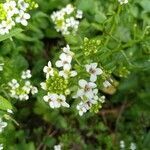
[0,96,12,111]
[0,28,23,42]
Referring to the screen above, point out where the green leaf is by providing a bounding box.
[0,96,12,111]
[0,28,23,42]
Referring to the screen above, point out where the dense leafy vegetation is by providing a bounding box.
[0,0,150,149]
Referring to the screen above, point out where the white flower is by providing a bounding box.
[62,45,74,57]
[51,11,65,22]
[51,4,82,35]
[21,70,32,79]
[55,53,72,70]
[57,94,70,108]
[54,144,61,150]
[15,10,30,26]
[0,144,3,150]
[120,140,125,149]
[130,142,136,150]
[76,102,90,116]
[76,10,83,19]
[99,96,105,103]
[118,0,128,5]
[40,82,47,90]
[43,61,54,78]
[0,118,7,133]
[44,94,69,108]
[59,69,77,79]
[8,79,19,89]
[7,109,13,114]
[22,81,32,93]
[63,4,74,15]
[19,94,29,100]
[31,86,38,95]
[85,63,103,82]
[43,93,60,108]
[3,0,19,18]
[10,89,18,99]
[77,79,96,99]
[0,63,4,71]
[18,0,29,11]
[0,20,15,35]
[103,80,111,88]
[66,17,79,29]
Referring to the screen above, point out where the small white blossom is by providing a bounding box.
[40,82,47,90]
[77,79,96,99]
[130,142,136,150]
[31,86,38,95]
[43,61,54,78]
[19,94,29,100]
[54,144,61,150]
[76,102,90,116]
[0,20,14,35]
[99,96,105,103]
[118,0,128,5]
[0,63,4,71]
[59,69,77,79]
[0,144,3,150]
[63,4,74,15]
[3,0,19,18]
[8,79,19,89]
[7,109,13,114]
[15,10,30,26]
[55,53,72,70]
[62,45,74,57]
[22,81,32,93]
[85,63,103,82]
[44,94,69,108]
[0,118,7,133]
[21,70,32,79]
[76,10,83,19]
[120,140,125,149]
[51,4,82,35]
[57,94,70,108]
[18,0,29,11]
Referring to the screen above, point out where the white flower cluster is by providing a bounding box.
[41,45,77,109]
[8,69,38,100]
[120,140,136,150]
[56,45,77,79]
[0,0,32,35]
[51,4,83,35]
[118,0,128,5]
[75,63,105,116]
[54,144,61,150]
[0,118,7,133]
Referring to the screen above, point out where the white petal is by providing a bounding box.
[77,89,84,97]
[24,13,30,19]
[96,68,103,75]
[91,63,97,69]
[55,60,63,67]
[90,74,97,82]
[21,19,28,26]
[48,61,52,67]
[89,82,97,88]
[70,71,77,77]
[63,63,71,70]
[60,53,67,60]
[79,79,87,88]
